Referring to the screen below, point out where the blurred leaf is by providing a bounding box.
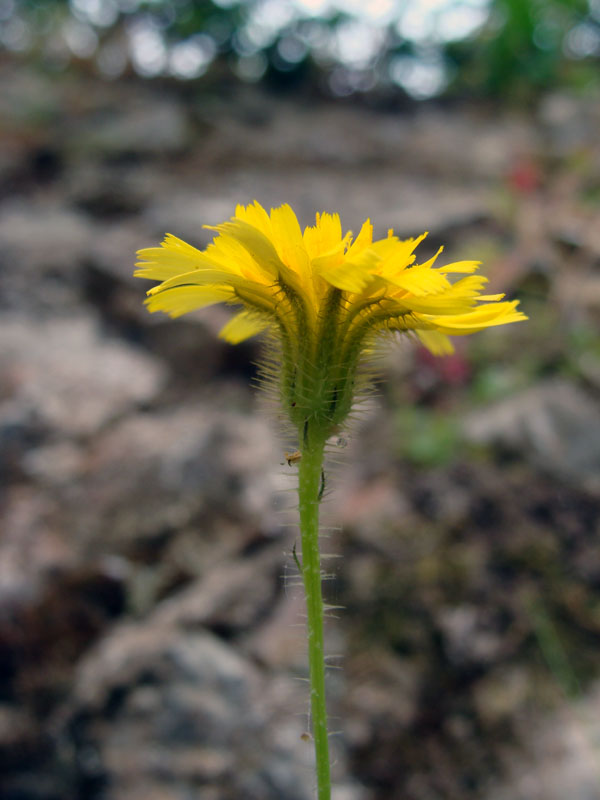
[395,407,460,467]
[4,0,600,100]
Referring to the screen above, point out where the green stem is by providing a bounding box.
[297,428,331,800]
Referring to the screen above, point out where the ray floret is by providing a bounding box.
[136,200,526,436]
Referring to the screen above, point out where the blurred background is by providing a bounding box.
[1,1,600,798]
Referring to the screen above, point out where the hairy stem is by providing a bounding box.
[297,427,330,800]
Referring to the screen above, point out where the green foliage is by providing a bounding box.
[4,0,600,101]
[448,0,598,99]
[470,364,529,403]
[528,597,582,699]
[395,407,461,468]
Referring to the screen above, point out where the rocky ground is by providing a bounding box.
[1,59,600,800]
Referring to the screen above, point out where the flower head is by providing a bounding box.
[136,201,526,439]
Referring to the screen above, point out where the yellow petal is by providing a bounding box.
[135,205,527,361]
[385,265,451,296]
[147,268,262,296]
[345,218,373,259]
[145,286,233,317]
[269,203,311,277]
[315,211,343,250]
[213,219,289,282]
[134,261,192,281]
[304,213,348,260]
[235,201,273,239]
[135,234,208,280]
[444,275,489,296]
[219,310,272,343]
[416,330,455,355]
[205,234,274,282]
[436,260,481,274]
[378,233,428,278]
[388,295,477,315]
[310,243,347,273]
[422,302,528,334]
[318,248,380,293]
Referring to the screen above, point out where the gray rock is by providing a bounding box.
[145,173,493,250]
[0,203,94,310]
[0,64,63,130]
[0,486,74,606]
[438,605,505,667]
[344,650,419,736]
[462,380,600,491]
[74,99,192,156]
[88,221,157,287]
[65,405,289,553]
[0,202,92,271]
[473,667,530,726]
[485,681,600,800]
[22,441,86,486]
[333,785,373,800]
[144,192,244,244]
[73,625,254,712]
[0,314,166,438]
[0,703,41,757]
[64,611,361,799]
[243,589,308,670]
[539,91,600,155]
[154,547,283,634]
[197,90,537,179]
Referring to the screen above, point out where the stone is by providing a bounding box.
[438,605,505,667]
[485,681,600,800]
[153,546,284,634]
[144,192,239,244]
[144,171,492,250]
[462,380,600,491]
[74,98,192,156]
[243,589,307,670]
[539,91,600,155]
[473,667,530,726]
[62,613,350,799]
[0,704,42,764]
[0,202,92,272]
[67,405,289,553]
[88,221,156,287]
[344,650,419,733]
[0,314,166,438]
[0,202,94,310]
[0,486,75,608]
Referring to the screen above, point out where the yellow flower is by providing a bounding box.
[135,201,526,438]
